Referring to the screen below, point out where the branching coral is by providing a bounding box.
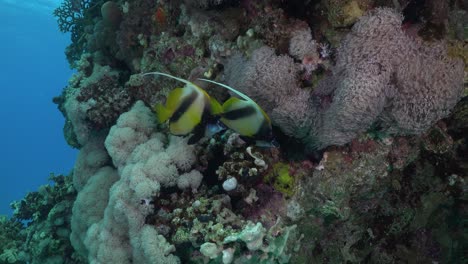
[54,0,93,33]
[53,0,102,65]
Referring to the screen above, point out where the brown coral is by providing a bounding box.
[76,68,133,130]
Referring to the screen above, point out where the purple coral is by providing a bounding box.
[224,46,301,113]
[308,8,464,149]
[222,8,464,151]
[222,46,320,141]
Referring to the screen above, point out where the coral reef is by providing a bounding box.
[0,217,25,264]
[70,101,184,263]
[309,8,464,149]
[223,46,301,114]
[323,0,373,28]
[1,174,79,264]
[222,7,464,151]
[2,1,461,264]
[53,0,102,65]
[66,101,299,263]
[75,65,132,130]
[289,122,467,263]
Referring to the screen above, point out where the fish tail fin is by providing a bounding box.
[198,78,253,103]
[154,103,171,123]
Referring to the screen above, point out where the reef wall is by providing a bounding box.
[1,0,466,263]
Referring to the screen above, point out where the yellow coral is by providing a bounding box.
[448,41,468,71]
[342,1,364,26]
[266,163,295,197]
[447,41,468,96]
[325,0,369,27]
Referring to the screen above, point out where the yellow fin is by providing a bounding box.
[222,97,248,111]
[210,97,223,115]
[154,103,171,123]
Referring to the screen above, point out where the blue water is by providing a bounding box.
[0,0,77,216]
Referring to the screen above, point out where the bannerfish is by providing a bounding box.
[197,78,274,144]
[142,72,223,143]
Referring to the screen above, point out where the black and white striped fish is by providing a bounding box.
[198,78,274,142]
[142,72,223,143]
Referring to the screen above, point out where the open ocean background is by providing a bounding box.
[0,0,77,216]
